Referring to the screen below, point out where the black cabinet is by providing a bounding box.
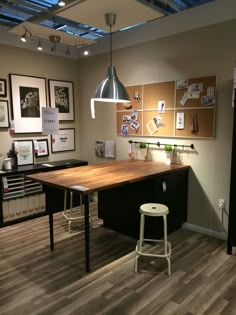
[98,168,188,239]
[0,159,87,227]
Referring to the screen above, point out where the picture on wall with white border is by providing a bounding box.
[176,79,188,89]
[130,120,140,132]
[158,100,165,113]
[201,95,215,106]
[146,120,157,135]
[131,109,138,121]
[121,124,129,136]
[153,115,164,129]
[122,115,131,123]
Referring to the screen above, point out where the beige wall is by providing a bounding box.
[1,18,235,237]
[77,19,236,237]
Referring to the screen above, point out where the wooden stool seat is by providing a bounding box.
[135,203,171,275]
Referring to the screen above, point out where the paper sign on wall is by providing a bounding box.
[42,107,59,135]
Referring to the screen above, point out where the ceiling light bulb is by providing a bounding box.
[83,49,89,56]
[21,32,27,42]
[58,0,66,6]
[37,39,43,51]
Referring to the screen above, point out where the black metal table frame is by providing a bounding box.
[48,192,91,272]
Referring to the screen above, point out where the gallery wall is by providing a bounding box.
[0,44,80,162]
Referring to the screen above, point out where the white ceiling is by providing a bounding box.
[57,0,163,32]
[1,0,236,59]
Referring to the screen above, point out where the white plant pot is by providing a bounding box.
[165,151,172,165]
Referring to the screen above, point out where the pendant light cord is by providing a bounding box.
[109,23,112,66]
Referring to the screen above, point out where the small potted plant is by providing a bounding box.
[139,142,148,160]
[164,144,173,165]
[139,142,147,149]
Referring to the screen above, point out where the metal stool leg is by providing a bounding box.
[135,213,145,272]
[163,215,171,276]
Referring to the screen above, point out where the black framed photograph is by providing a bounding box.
[0,100,10,128]
[48,79,74,121]
[0,79,7,97]
[51,128,75,153]
[34,139,49,157]
[9,73,47,133]
[13,140,34,166]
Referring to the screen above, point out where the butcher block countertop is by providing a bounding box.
[27,159,189,195]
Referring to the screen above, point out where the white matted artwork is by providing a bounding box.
[14,140,34,166]
[9,74,47,133]
[176,112,185,129]
[34,139,49,157]
[0,100,9,128]
[51,128,75,153]
[48,79,74,121]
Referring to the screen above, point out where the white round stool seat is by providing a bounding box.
[135,202,171,276]
[140,203,169,217]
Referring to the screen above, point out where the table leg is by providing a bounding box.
[49,203,54,251]
[83,194,90,272]
[227,241,232,255]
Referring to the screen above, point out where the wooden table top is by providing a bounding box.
[27,159,189,195]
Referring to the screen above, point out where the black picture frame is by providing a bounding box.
[13,140,34,166]
[48,79,74,121]
[9,73,47,133]
[0,79,7,97]
[51,128,75,153]
[34,139,49,157]
[0,100,10,128]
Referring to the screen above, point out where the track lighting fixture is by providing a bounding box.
[20,28,31,42]
[37,39,43,51]
[65,45,70,56]
[49,35,61,53]
[83,48,89,56]
[20,27,78,57]
[58,0,66,6]
[90,13,130,118]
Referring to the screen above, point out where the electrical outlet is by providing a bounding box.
[219,199,225,208]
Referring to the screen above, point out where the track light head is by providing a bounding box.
[20,28,31,43]
[37,39,43,51]
[65,45,70,56]
[58,0,66,6]
[83,48,89,56]
[21,33,27,42]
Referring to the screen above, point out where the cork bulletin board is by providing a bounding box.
[116,75,216,139]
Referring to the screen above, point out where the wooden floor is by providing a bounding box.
[1,203,236,315]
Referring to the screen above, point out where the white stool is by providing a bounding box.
[62,191,92,233]
[135,203,171,275]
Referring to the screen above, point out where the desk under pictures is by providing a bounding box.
[27,159,189,272]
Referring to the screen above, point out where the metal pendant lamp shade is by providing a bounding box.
[91,13,130,118]
[94,65,130,102]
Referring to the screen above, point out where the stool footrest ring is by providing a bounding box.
[136,239,171,258]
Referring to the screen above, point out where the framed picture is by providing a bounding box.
[51,128,75,153]
[13,140,34,166]
[0,100,10,128]
[0,79,7,97]
[9,73,47,133]
[48,79,74,121]
[34,139,49,157]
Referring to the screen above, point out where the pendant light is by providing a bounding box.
[90,13,130,118]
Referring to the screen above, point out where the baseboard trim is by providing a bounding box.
[182,222,227,240]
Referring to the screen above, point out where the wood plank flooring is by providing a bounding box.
[1,203,236,315]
